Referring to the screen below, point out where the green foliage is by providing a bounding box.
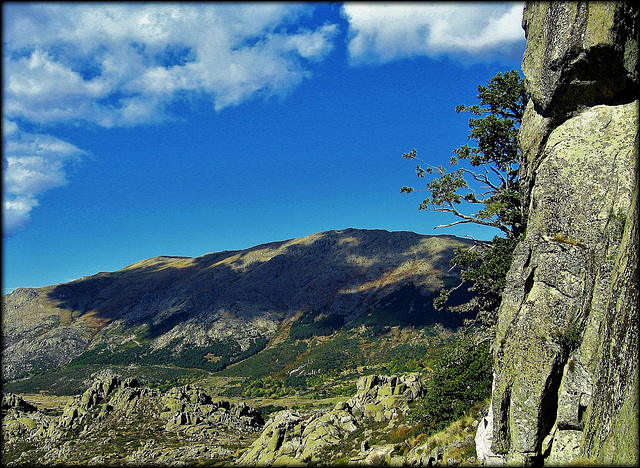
[243,375,309,398]
[402,70,527,236]
[434,234,522,327]
[1,363,205,396]
[289,309,344,340]
[66,335,268,374]
[295,332,365,377]
[402,70,528,326]
[255,404,286,418]
[409,339,492,435]
[380,347,429,375]
[329,381,357,397]
[218,340,308,379]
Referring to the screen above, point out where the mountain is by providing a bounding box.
[2,228,480,390]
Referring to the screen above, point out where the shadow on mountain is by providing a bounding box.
[44,229,482,334]
[345,282,476,330]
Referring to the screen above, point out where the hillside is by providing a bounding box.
[2,228,480,394]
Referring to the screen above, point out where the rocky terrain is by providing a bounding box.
[2,374,264,466]
[482,2,639,466]
[2,372,484,466]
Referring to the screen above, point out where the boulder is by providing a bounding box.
[1,392,38,412]
[237,374,423,465]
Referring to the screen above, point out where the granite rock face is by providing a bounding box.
[488,2,639,465]
[520,1,638,125]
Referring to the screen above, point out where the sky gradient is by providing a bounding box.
[2,2,526,294]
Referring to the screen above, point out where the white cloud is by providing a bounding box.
[2,195,39,238]
[2,3,339,237]
[2,3,339,127]
[284,24,340,61]
[2,122,86,237]
[1,3,525,238]
[341,2,525,65]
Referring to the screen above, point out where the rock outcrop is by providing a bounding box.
[488,2,638,465]
[236,374,422,465]
[1,393,38,413]
[1,374,264,466]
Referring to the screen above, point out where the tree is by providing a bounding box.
[401,70,528,329]
[408,339,492,434]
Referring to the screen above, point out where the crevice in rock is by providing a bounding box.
[492,385,512,455]
[523,267,535,299]
[536,358,565,462]
[522,247,533,270]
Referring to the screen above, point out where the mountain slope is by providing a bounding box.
[2,228,481,385]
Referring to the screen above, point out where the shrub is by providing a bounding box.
[409,339,492,435]
[289,309,343,340]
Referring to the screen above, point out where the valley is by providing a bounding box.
[2,228,490,465]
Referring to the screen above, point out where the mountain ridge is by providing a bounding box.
[2,228,483,386]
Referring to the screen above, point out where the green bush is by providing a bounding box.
[409,339,492,435]
[256,404,286,418]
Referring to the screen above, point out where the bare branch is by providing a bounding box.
[461,167,502,191]
[490,165,508,188]
[434,216,510,235]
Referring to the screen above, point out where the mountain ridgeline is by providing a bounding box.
[2,228,480,392]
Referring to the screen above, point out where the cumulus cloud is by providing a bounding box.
[2,3,526,238]
[2,121,86,237]
[341,2,525,65]
[2,3,339,237]
[2,3,339,127]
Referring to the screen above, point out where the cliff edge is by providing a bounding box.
[487,2,638,465]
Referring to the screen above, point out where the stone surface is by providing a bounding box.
[1,375,264,466]
[521,2,638,123]
[236,374,422,466]
[488,1,639,465]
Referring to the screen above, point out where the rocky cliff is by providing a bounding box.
[483,2,639,465]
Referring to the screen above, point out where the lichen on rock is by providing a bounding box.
[235,373,423,466]
[487,1,639,465]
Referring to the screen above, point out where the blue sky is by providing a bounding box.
[2,2,525,294]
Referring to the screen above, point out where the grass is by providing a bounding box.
[413,400,486,464]
[551,233,587,249]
